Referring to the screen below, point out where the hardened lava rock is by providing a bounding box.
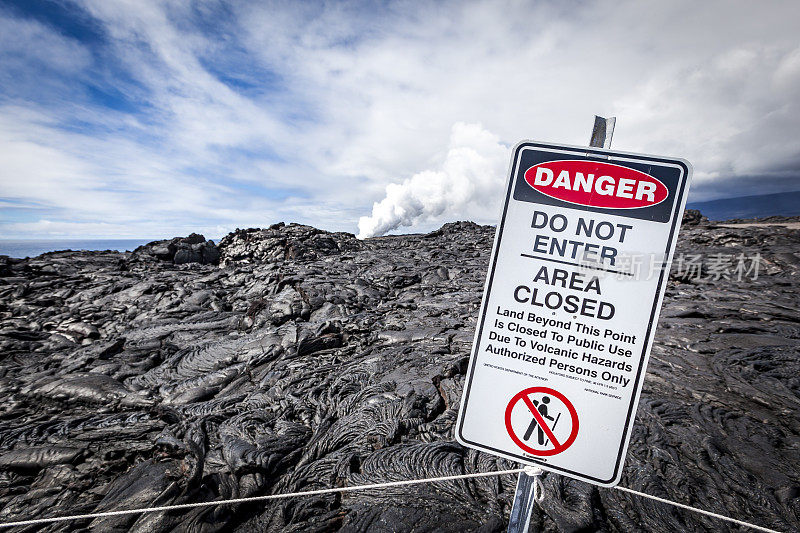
[0,216,798,532]
[131,233,221,265]
[217,222,363,266]
[680,208,708,226]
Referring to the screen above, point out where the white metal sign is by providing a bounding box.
[456,141,692,486]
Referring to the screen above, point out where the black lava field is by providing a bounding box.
[0,213,798,532]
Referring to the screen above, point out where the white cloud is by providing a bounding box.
[0,13,91,75]
[237,0,800,230]
[1,0,799,238]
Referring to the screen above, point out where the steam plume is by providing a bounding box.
[357,123,509,238]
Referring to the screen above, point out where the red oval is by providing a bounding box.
[524,160,668,209]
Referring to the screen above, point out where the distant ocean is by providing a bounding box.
[0,239,154,259]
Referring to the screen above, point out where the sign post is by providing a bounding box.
[456,117,692,511]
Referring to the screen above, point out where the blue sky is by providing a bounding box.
[1,0,799,239]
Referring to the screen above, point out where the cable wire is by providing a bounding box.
[0,468,785,532]
[0,468,525,529]
[615,486,781,533]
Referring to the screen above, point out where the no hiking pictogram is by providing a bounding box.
[504,387,579,456]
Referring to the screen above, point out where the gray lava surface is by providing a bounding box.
[0,215,798,532]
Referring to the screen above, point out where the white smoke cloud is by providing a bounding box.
[357,123,509,238]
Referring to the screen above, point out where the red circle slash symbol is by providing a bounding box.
[504,386,579,456]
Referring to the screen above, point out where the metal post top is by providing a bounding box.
[589,115,616,149]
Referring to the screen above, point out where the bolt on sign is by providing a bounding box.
[456,141,692,486]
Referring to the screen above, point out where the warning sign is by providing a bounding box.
[455,141,692,487]
[505,387,578,456]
